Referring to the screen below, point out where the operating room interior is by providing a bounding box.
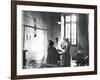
[22,11,89,69]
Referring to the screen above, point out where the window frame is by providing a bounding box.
[64,14,78,46]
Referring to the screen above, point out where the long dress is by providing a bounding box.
[63,43,71,67]
[46,46,59,65]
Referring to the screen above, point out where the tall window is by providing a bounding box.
[65,14,77,45]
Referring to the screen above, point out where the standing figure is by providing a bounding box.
[61,38,71,67]
[46,40,59,65]
[55,37,59,49]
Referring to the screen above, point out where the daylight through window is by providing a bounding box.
[65,14,77,45]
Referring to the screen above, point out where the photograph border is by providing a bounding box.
[11,1,97,79]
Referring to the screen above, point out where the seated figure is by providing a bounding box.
[46,40,59,66]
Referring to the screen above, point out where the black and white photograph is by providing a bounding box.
[11,1,97,79]
[22,11,89,69]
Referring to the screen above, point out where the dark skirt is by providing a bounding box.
[63,50,71,67]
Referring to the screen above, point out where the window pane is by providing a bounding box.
[72,35,76,41]
[72,15,76,22]
[66,16,71,22]
[65,23,70,41]
[72,23,76,34]
[66,24,70,33]
[66,23,70,27]
[65,15,77,45]
[66,30,70,34]
[66,34,70,38]
[72,23,76,28]
[71,23,76,45]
